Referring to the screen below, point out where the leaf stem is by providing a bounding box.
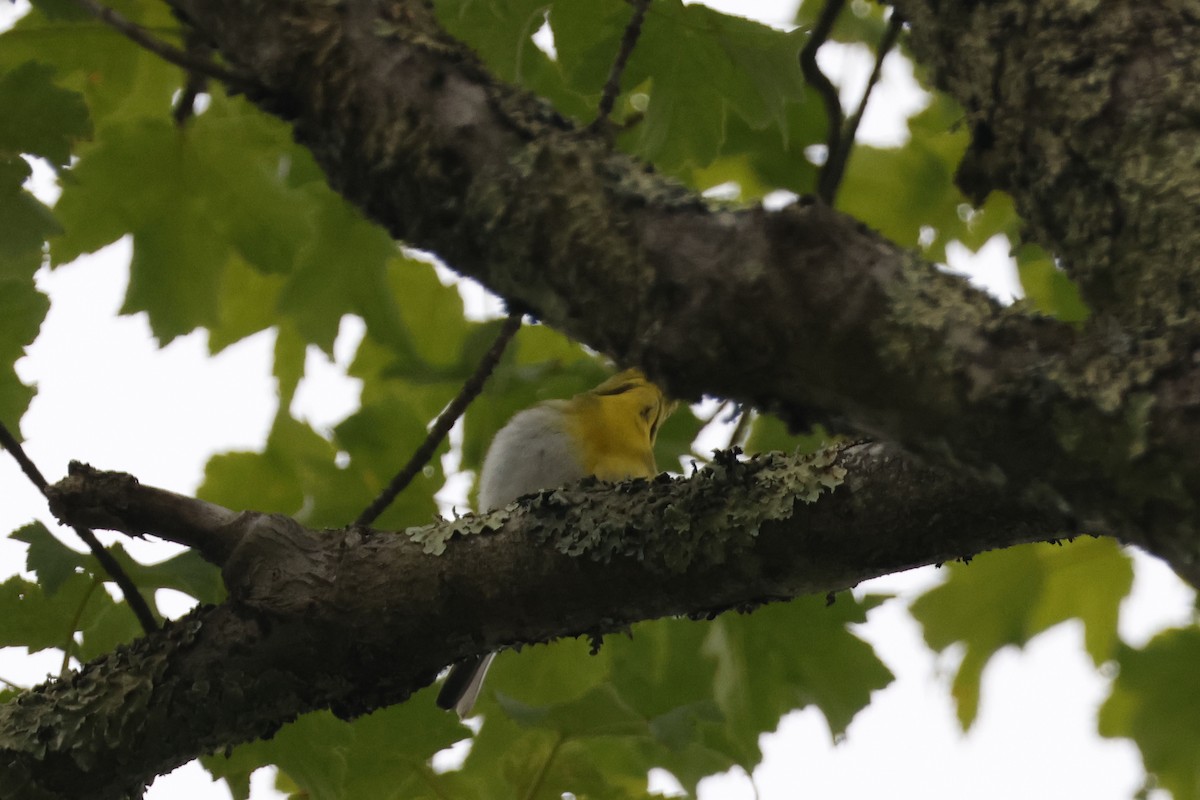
[59,576,101,676]
[522,733,565,800]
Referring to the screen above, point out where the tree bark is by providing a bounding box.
[1,445,1070,798]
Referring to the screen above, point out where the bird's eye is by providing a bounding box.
[640,405,655,422]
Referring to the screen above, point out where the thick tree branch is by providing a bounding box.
[157,0,1200,580]
[6,444,1073,797]
[891,0,1200,325]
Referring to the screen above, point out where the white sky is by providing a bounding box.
[0,1,1193,798]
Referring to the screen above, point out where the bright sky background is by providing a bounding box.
[0,1,1195,798]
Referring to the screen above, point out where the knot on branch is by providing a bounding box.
[222,514,342,615]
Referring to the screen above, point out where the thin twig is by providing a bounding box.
[588,0,652,133]
[0,421,48,494]
[799,0,846,204]
[821,13,903,206]
[172,26,212,127]
[355,314,524,528]
[0,421,158,634]
[71,0,249,87]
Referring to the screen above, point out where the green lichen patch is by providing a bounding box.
[528,446,847,573]
[406,511,508,555]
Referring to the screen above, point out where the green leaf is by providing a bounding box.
[0,0,183,127]
[11,520,223,609]
[838,97,965,257]
[455,596,890,796]
[384,259,469,368]
[184,97,314,277]
[743,414,828,456]
[51,117,179,264]
[553,0,808,172]
[74,582,142,662]
[701,594,891,765]
[497,684,648,738]
[653,403,702,472]
[53,101,314,342]
[207,254,289,354]
[482,636,611,712]
[0,61,91,166]
[793,0,890,45]
[28,0,93,22]
[432,0,596,122]
[203,696,469,800]
[0,156,60,282]
[273,321,307,415]
[95,543,225,607]
[548,0,630,97]
[199,416,326,519]
[0,573,98,653]
[203,401,441,532]
[0,275,49,428]
[679,98,824,197]
[1016,243,1090,322]
[123,199,230,342]
[631,3,805,171]
[331,391,446,528]
[604,619,735,792]
[50,119,229,343]
[911,538,1132,728]
[12,521,80,595]
[277,192,403,354]
[1099,628,1200,800]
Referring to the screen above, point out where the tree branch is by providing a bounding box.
[10,443,1073,797]
[822,11,904,205]
[799,0,846,204]
[158,0,1200,580]
[588,0,651,132]
[46,462,246,565]
[891,0,1200,326]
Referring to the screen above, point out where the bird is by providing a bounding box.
[436,368,674,716]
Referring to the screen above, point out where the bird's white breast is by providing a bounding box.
[477,403,587,511]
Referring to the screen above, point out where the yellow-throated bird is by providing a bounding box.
[436,369,674,716]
